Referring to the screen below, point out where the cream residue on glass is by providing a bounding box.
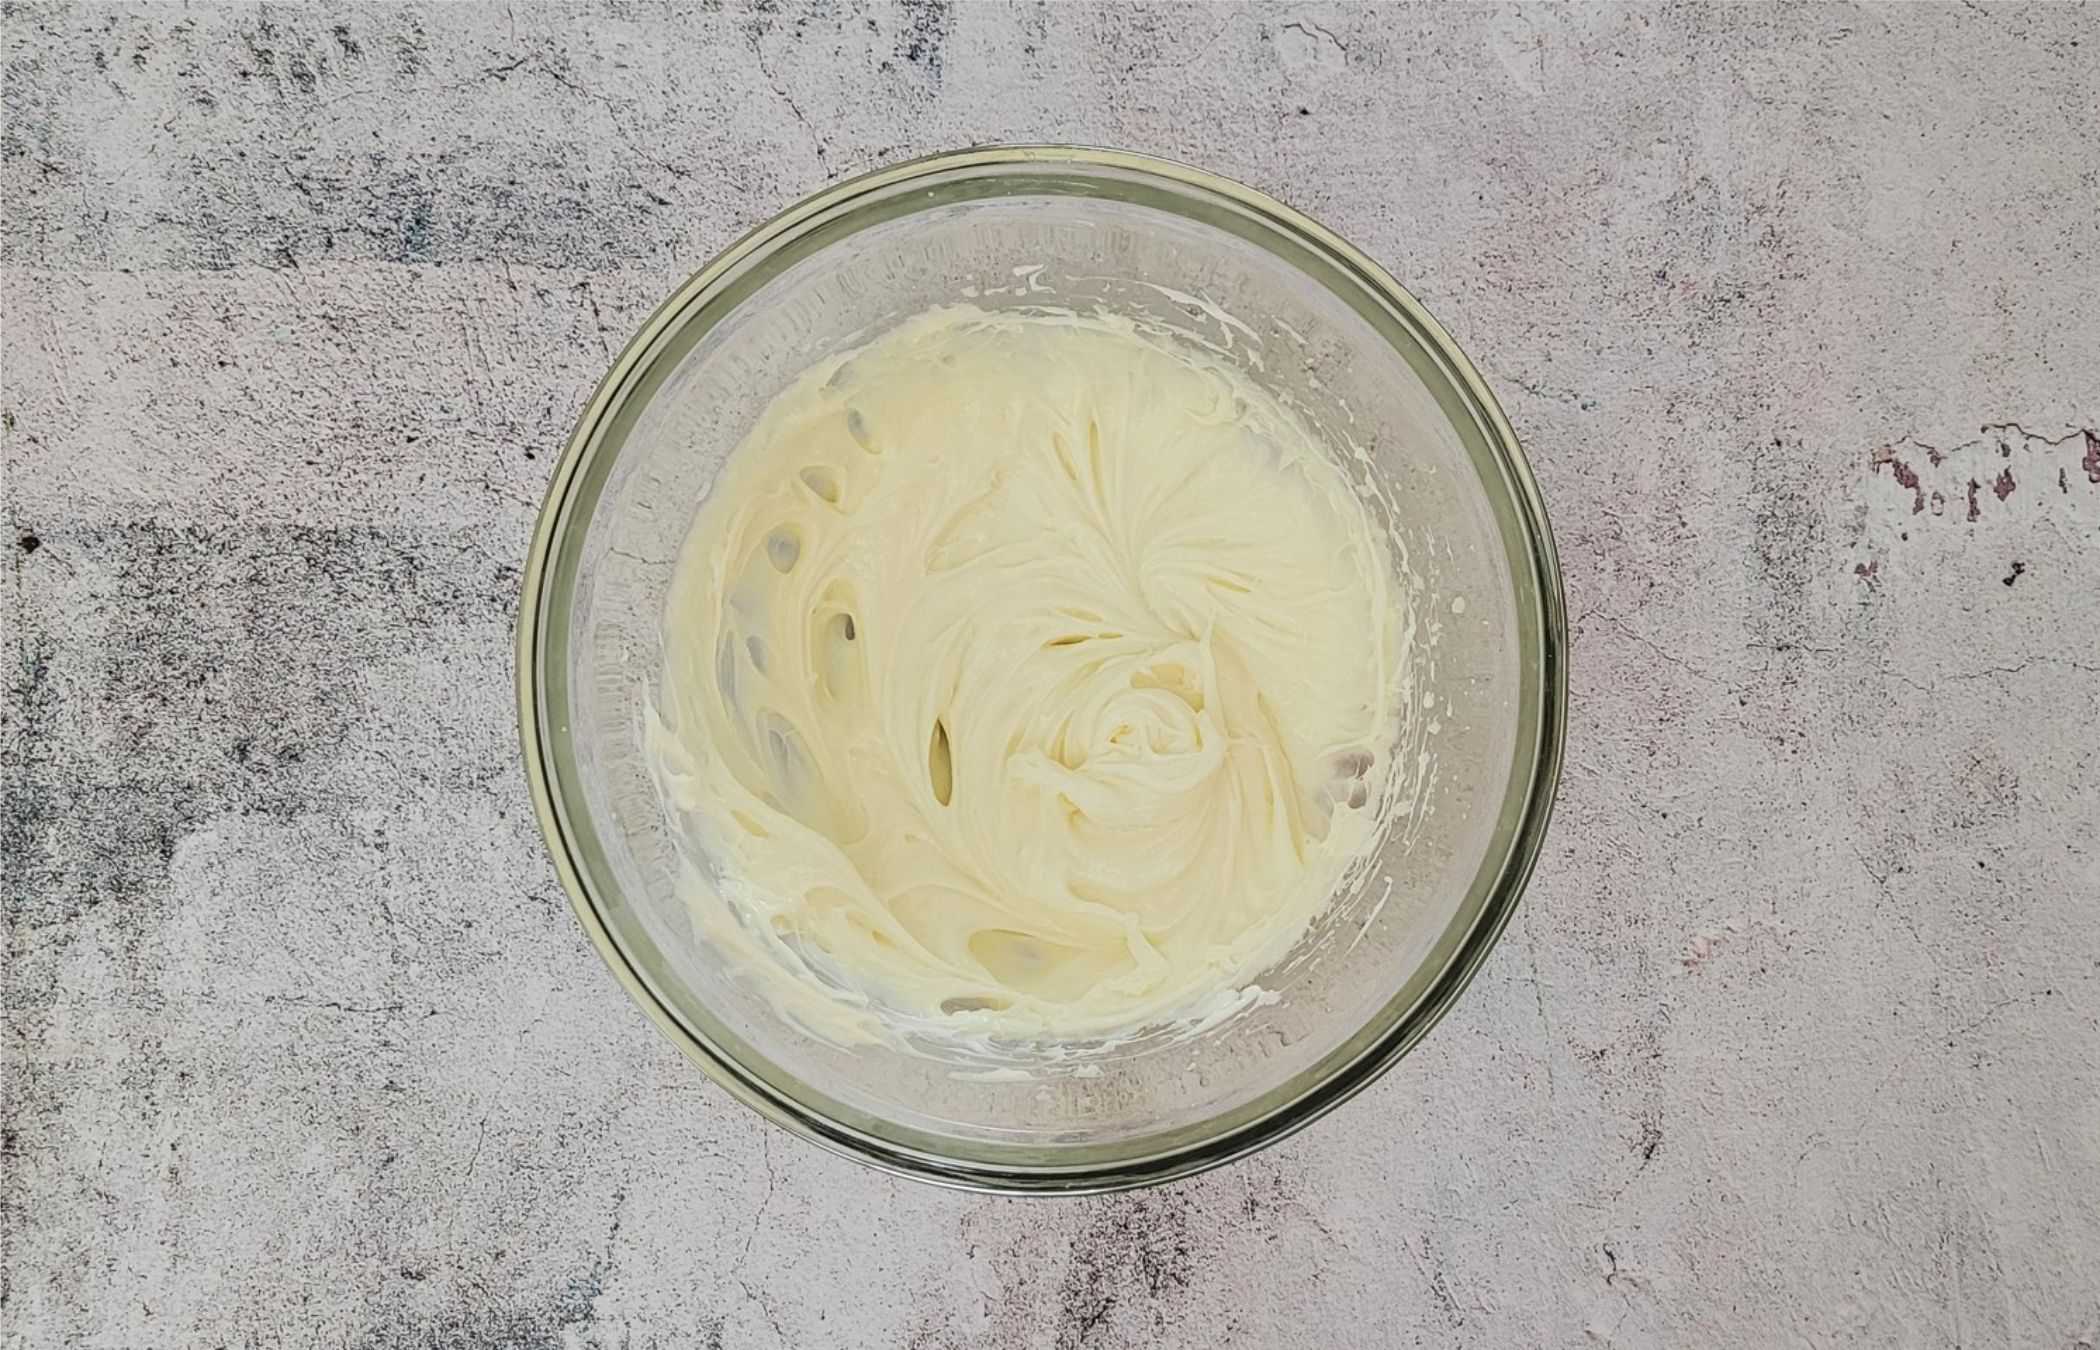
[648,304,1417,1048]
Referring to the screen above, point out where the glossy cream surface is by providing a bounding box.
[650,305,1409,1042]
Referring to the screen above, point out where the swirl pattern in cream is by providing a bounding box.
[652,306,1407,1041]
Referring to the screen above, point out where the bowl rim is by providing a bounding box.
[517,143,1568,1195]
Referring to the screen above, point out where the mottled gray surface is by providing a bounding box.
[4,1,2097,1346]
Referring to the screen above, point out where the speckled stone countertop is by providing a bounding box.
[4,3,2097,1347]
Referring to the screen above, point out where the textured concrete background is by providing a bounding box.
[4,2,2098,1346]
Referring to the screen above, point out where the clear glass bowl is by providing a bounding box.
[517,146,1566,1193]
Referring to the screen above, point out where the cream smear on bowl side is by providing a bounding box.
[646,304,1424,1057]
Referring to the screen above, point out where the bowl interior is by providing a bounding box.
[528,154,1559,1186]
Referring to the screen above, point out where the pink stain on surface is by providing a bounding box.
[1872,446,1926,513]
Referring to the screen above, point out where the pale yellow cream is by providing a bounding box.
[651,306,1407,1042]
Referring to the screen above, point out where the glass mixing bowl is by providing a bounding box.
[517,146,1566,1193]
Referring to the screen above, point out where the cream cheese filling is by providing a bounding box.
[650,305,1409,1042]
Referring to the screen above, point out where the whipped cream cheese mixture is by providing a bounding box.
[650,305,1413,1043]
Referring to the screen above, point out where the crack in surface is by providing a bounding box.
[476,47,693,185]
[1521,904,1558,1106]
[1602,615,1745,696]
[258,996,405,1014]
[1281,19,1348,54]
[729,1130,784,1342]
[745,32,828,172]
